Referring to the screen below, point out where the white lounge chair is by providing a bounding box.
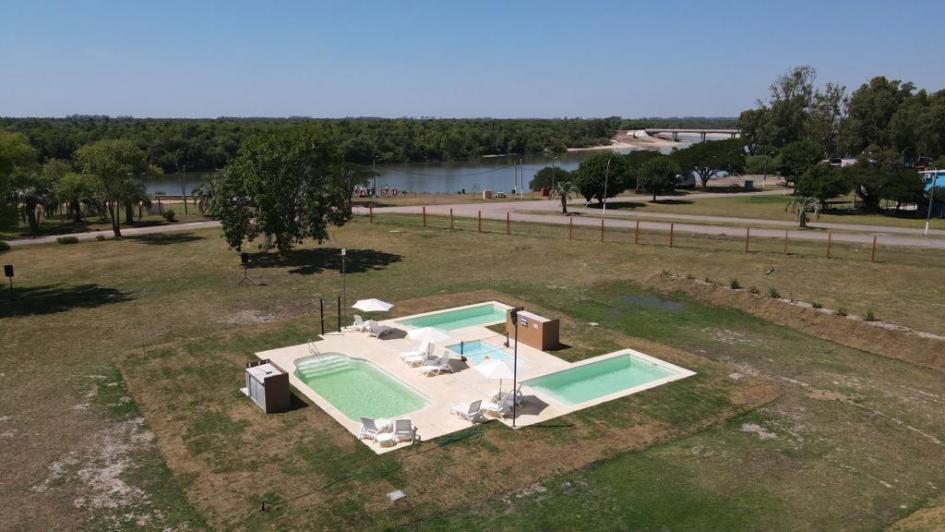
[394,419,418,442]
[451,400,484,423]
[404,351,435,367]
[343,314,368,332]
[399,341,432,360]
[367,320,392,338]
[359,417,380,440]
[419,355,453,376]
[483,393,514,418]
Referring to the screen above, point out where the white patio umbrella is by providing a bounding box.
[475,358,520,391]
[406,326,451,344]
[351,298,393,313]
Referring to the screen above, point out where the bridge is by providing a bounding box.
[644,128,740,142]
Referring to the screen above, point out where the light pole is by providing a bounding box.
[602,156,613,218]
[340,248,347,320]
[372,156,380,197]
[510,306,524,428]
[552,156,559,193]
[926,169,939,235]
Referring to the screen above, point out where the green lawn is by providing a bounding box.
[2,217,944,529]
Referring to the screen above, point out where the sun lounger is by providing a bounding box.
[394,419,418,442]
[399,341,432,360]
[483,393,514,418]
[419,355,453,376]
[367,320,392,338]
[403,351,435,366]
[359,417,380,440]
[343,315,368,332]
[450,400,484,423]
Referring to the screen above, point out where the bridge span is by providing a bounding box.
[644,128,740,142]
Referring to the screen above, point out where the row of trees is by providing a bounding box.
[740,66,945,212]
[0,131,160,235]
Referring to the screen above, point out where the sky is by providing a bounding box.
[2,0,944,119]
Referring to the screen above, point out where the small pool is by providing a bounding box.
[525,353,690,407]
[446,340,521,366]
[294,354,429,421]
[398,303,508,331]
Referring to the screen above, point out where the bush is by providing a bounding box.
[95,234,106,241]
[865,309,876,322]
[768,287,781,299]
[729,278,741,289]
[835,307,848,317]
[812,301,823,309]
[164,209,176,222]
[0,240,9,252]
[56,236,79,245]
[748,286,760,295]
[685,273,695,280]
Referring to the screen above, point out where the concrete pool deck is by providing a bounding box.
[256,305,693,454]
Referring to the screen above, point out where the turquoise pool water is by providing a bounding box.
[525,354,680,406]
[294,354,429,421]
[398,303,508,331]
[447,340,519,366]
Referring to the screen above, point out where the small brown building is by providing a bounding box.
[243,359,290,413]
[506,309,559,351]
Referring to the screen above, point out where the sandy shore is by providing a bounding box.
[567,129,682,152]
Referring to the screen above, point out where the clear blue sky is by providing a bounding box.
[2,0,943,118]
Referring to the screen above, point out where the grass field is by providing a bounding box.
[0,210,210,240]
[1,217,943,530]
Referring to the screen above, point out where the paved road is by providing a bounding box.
[7,189,944,250]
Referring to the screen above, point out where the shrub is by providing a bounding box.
[95,234,106,241]
[835,307,848,317]
[812,301,823,309]
[768,287,781,299]
[748,286,760,295]
[56,236,79,245]
[164,209,176,222]
[0,240,9,252]
[865,310,876,321]
[660,269,672,277]
[686,273,695,280]
[729,278,741,289]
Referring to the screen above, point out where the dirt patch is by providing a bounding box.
[650,275,945,373]
[807,389,857,403]
[740,423,778,440]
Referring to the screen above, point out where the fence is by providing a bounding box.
[360,206,945,268]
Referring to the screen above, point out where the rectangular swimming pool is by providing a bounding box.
[294,353,429,421]
[446,340,521,367]
[524,352,692,407]
[398,302,508,331]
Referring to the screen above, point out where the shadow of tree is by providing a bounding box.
[0,283,133,317]
[244,247,402,275]
[650,199,693,205]
[127,232,204,246]
[588,201,648,210]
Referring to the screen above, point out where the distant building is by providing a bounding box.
[919,170,945,192]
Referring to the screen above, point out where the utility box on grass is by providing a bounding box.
[242,359,290,413]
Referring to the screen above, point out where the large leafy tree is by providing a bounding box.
[623,150,662,192]
[572,153,630,204]
[841,77,914,155]
[209,129,351,254]
[776,139,822,185]
[638,156,681,201]
[75,139,161,237]
[671,138,745,190]
[842,147,917,212]
[0,131,38,226]
[55,171,100,223]
[795,163,851,206]
[528,166,572,192]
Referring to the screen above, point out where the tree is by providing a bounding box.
[637,156,681,201]
[623,150,662,192]
[841,77,914,154]
[572,153,630,204]
[552,180,576,214]
[208,129,351,254]
[777,139,822,185]
[843,147,919,212]
[671,139,745,190]
[0,131,38,225]
[55,171,99,223]
[807,82,848,157]
[528,166,572,192]
[795,163,850,206]
[785,195,820,227]
[75,139,161,237]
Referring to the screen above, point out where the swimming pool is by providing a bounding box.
[398,302,508,331]
[294,354,429,420]
[446,340,521,366]
[524,352,691,407]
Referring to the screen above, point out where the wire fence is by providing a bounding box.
[359,206,945,269]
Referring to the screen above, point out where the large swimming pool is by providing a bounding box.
[525,353,690,407]
[294,354,429,420]
[398,303,508,331]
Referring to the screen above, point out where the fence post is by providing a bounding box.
[669,223,674,248]
[422,206,427,227]
[600,218,605,242]
[826,233,832,259]
[337,295,342,332]
[635,220,640,244]
[871,235,877,263]
[369,205,373,224]
[784,230,789,255]
[745,226,750,253]
[319,297,325,335]
[478,210,482,233]
[450,208,454,230]
[506,212,510,235]
[568,217,573,240]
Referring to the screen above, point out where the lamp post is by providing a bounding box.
[340,248,347,321]
[602,156,613,218]
[510,306,524,428]
[926,169,939,236]
[372,156,380,197]
[552,156,559,192]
